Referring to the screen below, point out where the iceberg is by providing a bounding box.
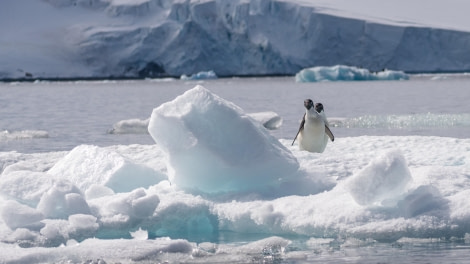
[180,70,218,80]
[0,130,49,140]
[295,65,409,82]
[148,85,299,196]
[108,118,150,134]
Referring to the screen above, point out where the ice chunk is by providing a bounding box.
[48,145,166,193]
[0,200,44,230]
[39,214,99,246]
[0,171,55,207]
[347,150,412,206]
[89,188,159,229]
[108,118,150,134]
[85,184,115,200]
[37,180,91,219]
[130,227,148,240]
[0,130,49,140]
[68,214,99,232]
[247,111,283,130]
[6,228,39,244]
[148,85,299,195]
[146,202,218,243]
[180,70,217,80]
[295,65,409,82]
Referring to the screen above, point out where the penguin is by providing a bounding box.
[291,99,334,153]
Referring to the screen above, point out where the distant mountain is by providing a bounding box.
[1,0,470,79]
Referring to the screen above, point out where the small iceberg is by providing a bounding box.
[108,118,150,134]
[295,65,409,82]
[0,130,49,140]
[247,111,283,130]
[109,112,283,135]
[148,85,299,196]
[180,70,218,80]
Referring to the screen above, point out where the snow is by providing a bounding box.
[346,150,412,206]
[2,0,470,79]
[2,132,469,261]
[1,85,469,261]
[148,85,300,197]
[47,144,167,193]
[289,0,470,32]
[295,65,409,82]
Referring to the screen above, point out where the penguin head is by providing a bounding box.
[314,103,324,113]
[304,99,314,110]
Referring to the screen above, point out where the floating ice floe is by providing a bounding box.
[295,65,409,82]
[0,130,49,141]
[148,85,300,196]
[180,70,218,81]
[247,111,283,130]
[0,135,469,262]
[109,112,282,135]
[108,118,150,134]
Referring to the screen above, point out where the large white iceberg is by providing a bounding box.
[295,65,409,82]
[148,85,299,195]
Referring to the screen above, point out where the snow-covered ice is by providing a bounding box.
[48,145,167,193]
[1,84,469,262]
[295,65,409,82]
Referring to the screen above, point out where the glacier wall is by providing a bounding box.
[2,0,470,78]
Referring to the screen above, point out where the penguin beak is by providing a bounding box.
[304,99,313,110]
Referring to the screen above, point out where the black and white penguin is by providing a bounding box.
[292,99,334,153]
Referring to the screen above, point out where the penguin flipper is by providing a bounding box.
[292,113,306,146]
[325,125,334,142]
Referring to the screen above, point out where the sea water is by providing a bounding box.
[1,75,469,153]
[1,75,470,263]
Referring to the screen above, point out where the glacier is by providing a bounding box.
[1,0,470,79]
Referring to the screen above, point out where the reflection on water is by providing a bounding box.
[330,113,470,129]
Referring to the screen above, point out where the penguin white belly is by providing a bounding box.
[298,119,328,153]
